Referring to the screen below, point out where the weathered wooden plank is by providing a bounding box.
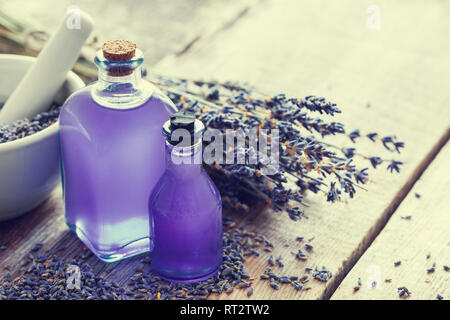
[0,191,65,266]
[331,142,450,300]
[153,0,450,299]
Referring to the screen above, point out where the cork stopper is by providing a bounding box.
[102,40,136,61]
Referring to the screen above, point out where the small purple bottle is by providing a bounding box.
[59,40,176,262]
[149,113,223,282]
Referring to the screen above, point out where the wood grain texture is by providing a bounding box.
[331,142,450,300]
[1,0,449,300]
[154,0,450,299]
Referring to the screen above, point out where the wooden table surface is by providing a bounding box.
[1,0,449,300]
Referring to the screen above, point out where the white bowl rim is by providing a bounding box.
[0,54,85,153]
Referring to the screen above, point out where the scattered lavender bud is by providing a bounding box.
[292,281,303,291]
[270,282,280,290]
[275,255,284,268]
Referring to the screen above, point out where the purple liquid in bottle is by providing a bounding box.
[59,45,176,262]
[149,116,222,282]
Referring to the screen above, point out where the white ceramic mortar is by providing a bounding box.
[0,54,84,221]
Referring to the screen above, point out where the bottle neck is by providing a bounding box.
[91,50,152,109]
[165,143,203,178]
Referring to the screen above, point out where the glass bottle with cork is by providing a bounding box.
[59,40,176,262]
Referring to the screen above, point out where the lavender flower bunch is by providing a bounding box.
[149,75,404,221]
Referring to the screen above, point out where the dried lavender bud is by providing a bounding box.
[312,267,331,283]
[264,240,273,248]
[327,182,340,202]
[270,282,279,290]
[387,161,403,173]
[296,249,309,260]
[279,276,290,284]
[300,275,309,283]
[353,284,361,292]
[369,156,383,169]
[0,218,273,300]
[275,255,284,268]
[342,147,356,159]
[349,129,360,143]
[393,141,405,153]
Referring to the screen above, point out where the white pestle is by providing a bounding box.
[0,11,93,124]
